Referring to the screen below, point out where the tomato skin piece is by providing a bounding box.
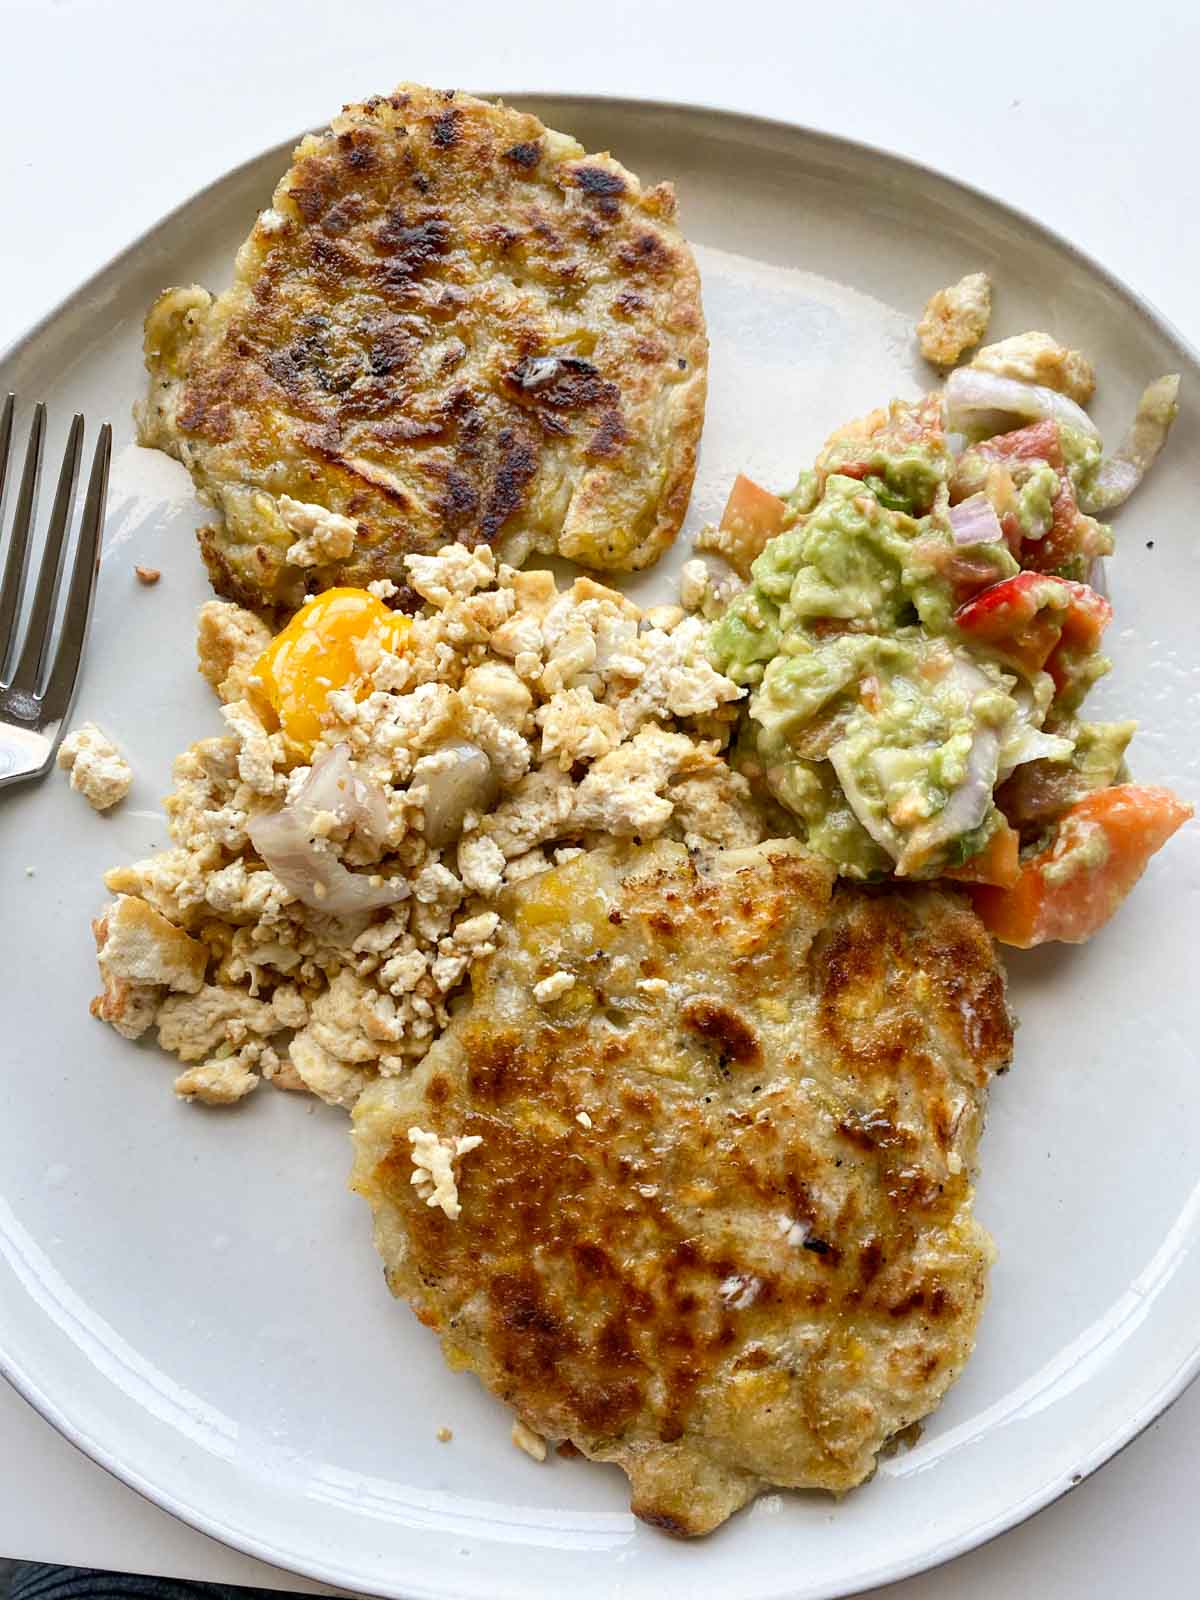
[971,420,1066,472]
[968,785,1193,946]
[969,868,1044,947]
[945,820,1021,889]
[720,473,788,546]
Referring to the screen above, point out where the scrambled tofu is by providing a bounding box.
[917,272,993,366]
[407,1126,483,1220]
[91,895,207,1040]
[195,601,273,702]
[278,497,358,568]
[93,551,756,1106]
[676,554,744,620]
[174,1058,260,1106]
[58,723,133,811]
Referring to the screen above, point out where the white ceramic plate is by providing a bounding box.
[1,96,1198,1600]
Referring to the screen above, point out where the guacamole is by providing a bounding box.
[707,395,1118,881]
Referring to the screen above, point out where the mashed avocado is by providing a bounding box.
[1041,817,1112,886]
[1015,465,1059,540]
[816,406,949,514]
[1057,423,1103,498]
[758,751,892,879]
[708,396,1112,880]
[711,473,1014,686]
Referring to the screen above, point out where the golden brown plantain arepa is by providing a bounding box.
[351,838,1012,1534]
[137,85,708,608]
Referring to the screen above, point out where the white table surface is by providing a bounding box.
[2,1,1197,1593]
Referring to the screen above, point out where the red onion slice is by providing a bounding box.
[948,493,1004,546]
[896,727,1000,877]
[945,368,1101,443]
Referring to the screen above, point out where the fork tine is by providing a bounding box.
[0,401,45,677]
[10,413,83,693]
[40,423,110,726]
[0,395,14,511]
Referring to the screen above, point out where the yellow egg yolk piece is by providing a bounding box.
[248,588,410,753]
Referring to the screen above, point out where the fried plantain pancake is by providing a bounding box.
[137,85,708,608]
[351,839,1012,1534]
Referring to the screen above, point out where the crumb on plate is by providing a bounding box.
[511,1420,547,1462]
[174,1057,260,1105]
[917,272,992,366]
[57,723,133,811]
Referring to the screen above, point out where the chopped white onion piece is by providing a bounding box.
[945,367,1101,442]
[1079,374,1180,514]
[1085,555,1109,599]
[1085,459,1139,509]
[997,725,1074,782]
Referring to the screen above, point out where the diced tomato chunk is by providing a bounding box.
[945,819,1021,889]
[909,535,1012,605]
[720,473,788,546]
[940,546,1010,594]
[967,785,1192,946]
[1044,581,1111,699]
[1026,469,1093,578]
[953,572,1111,682]
[957,420,1098,575]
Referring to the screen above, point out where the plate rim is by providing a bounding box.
[2,87,1198,1600]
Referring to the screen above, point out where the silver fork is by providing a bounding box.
[0,395,111,790]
